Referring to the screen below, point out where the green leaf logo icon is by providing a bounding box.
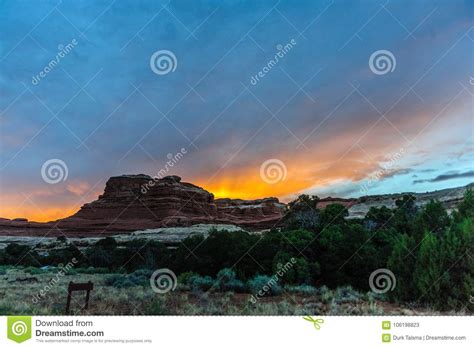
[7,316,32,343]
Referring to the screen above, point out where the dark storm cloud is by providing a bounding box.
[413,170,474,184]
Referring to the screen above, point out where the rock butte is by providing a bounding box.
[0,175,286,237]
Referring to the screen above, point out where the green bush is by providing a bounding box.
[76,267,109,274]
[334,286,361,303]
[223,279,246,293]
[285,284,318,295]
[214,268,245,292]
[247,275,282,296]
[216,268,236,284]
[144,298,169,315]
[23,266,45,275]
[189,275,215,292]
[105,272,148,288]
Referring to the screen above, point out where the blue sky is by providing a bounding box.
[0,0,473,221]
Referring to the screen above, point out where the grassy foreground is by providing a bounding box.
[0,266,460,316]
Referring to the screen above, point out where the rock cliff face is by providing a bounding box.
[215,198,286,229]
[0,175,286,237]
[66,175,219,230]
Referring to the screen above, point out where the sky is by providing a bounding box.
[0,0,473,222]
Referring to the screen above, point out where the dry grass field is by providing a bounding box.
[0,266,458,316]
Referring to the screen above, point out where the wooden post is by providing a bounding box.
[84,281,92,309]
[65,281,73,314]
[65,281,94,314]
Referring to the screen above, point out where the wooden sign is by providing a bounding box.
[65,281,94,314]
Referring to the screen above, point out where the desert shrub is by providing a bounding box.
[105,272,148,288]
[105,274,127,287]
[320,203,349,227]
[214,268,245,292]
[111,239,170,271]
[216,268,236,284]
[76,267,109,274]
[247,275,282,296]
[283,194,320,231]
[319,285,333,304]
[105,274,124,286]
[144,298,169,315]
[285,284,318,296]
[334,286,361,303]
[178,271,199,284]
[454,188,474,221]
[45,245,85,267]
[272,253,319,285]
[223,279,246,293]
[415,200,450,239]
[365,206,393,231]
[23,266,45,275]
[64,268,77,275]
[131,269,153,278]
[189,275,215,292]
[86,244,115,269]
[3,243,40,266]
[56,236,67,243]
[95,237,117,249]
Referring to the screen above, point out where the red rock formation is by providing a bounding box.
[316,197,358,209]
[215,197,286,229]
[0,175,286,237]
[64,175,218,230]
